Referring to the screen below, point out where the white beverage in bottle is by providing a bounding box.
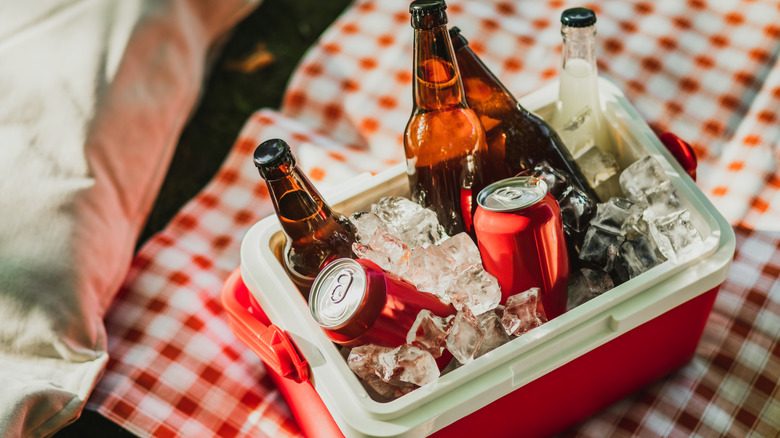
[552,7,621,200]
[557,58,601,134]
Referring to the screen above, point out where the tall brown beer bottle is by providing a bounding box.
[404,0,489,236]
[253,138,355,296]
[448,26,599,202]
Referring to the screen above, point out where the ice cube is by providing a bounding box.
[590,198,635,235]
[615,236,664,280]
[567,268,615,310]
[578,226,624,272]
[445,264,501,316]
[643,185,686,220]
[446,308,484,364]
[501,288,547,336]
[648,210,703,263]
[619,156,671,201]
[378,344,440,387]
[558,185,597,235]
[518,162,573,199]
[404,245,455,298]
[621,202,650,240]
[371,196,424,227]
[349,211,385,245]
[348,344,386,377]
[395,207,448,248]
[365,196,449,249]
[559,106,597,158]
[577,146,619,186]
[475,309,511,357]
[576,146,623,200]
[348,344,414,399]
[438,232,482,271]
[518,164,596,257]
[366,229,412,274]
[406,309,454,358]
[352,242,393,272]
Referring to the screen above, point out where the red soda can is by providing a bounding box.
[474,176,569,319]
[309,258,456,349]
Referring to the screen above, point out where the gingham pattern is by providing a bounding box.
[89,0,780,436]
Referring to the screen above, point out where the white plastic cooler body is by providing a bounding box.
[238,78,736,438]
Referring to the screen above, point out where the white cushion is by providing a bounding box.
[0,0,259,436]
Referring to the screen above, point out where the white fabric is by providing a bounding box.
[0,1,259,436]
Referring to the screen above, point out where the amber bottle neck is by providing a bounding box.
[265,165,336,238]
[450,32,528,114]
[412,24,466,111]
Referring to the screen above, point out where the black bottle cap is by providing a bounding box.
[449,26,468,51]
[254,138,295,180]
[560,7,597,28]
[410,0,447,29]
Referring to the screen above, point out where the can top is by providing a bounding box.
[477,176,548,212]
[309,258,367,329]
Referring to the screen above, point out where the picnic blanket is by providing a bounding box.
[87,0,779,437]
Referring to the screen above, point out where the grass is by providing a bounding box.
[137,0,353,246]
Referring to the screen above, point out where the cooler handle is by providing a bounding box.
[658,132,697,181]
[221,269,310,383]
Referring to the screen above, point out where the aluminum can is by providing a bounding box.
[474,176,569,319]
[309,258,456,348]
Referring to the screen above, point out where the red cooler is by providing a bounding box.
[221,78,735,438]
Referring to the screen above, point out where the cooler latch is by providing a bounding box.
[256,324,310,383]
[221,269,310,383]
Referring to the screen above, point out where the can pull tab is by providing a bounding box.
[221,269,310,383]
[658,132,697,182]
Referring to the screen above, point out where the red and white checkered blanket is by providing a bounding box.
[87,1,780,436]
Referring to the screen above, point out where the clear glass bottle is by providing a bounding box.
[553,7,606,152]
[553,7,621,200]
[254,138,355,296]
[404,0,489,236]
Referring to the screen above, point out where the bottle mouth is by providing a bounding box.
[409,0,448,29]
[448,26,468,51]
[254,138,295,180]
[560,7,597,28]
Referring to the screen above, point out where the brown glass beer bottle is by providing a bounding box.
[448,26,599,203]
[404,0,489,236]
[253,138,355,296]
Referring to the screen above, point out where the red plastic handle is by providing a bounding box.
[221,269,309,383]
[658,132,697,181]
